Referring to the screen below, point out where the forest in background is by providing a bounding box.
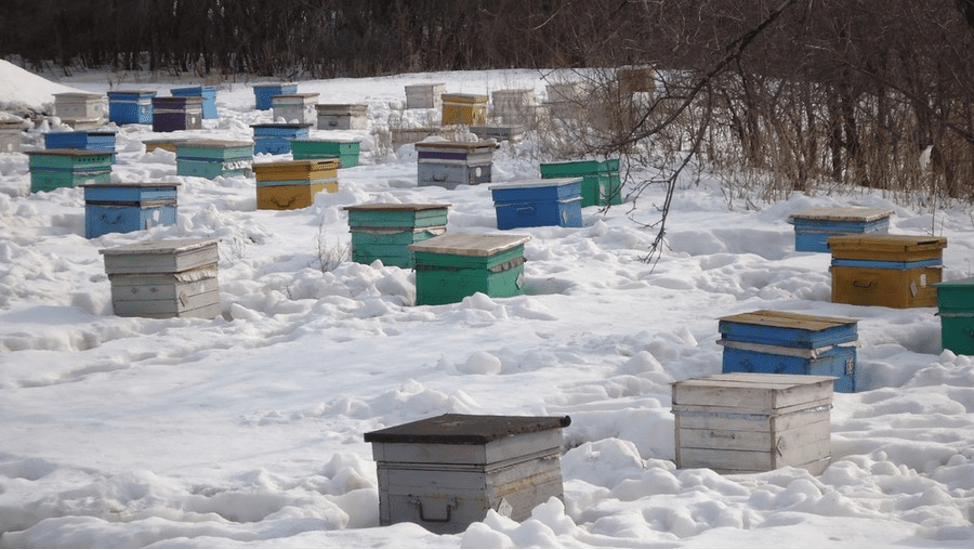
[4,0,974,205]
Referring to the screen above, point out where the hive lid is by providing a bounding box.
[253,158,340,171]
[344,203,451,212]
[415,140,497,152]
[26,148,114,157]
[718,310,859,331]
[250,122,314,129]
[933,277,974,289]
[406,232,530,256]
[178,139,254,149]
[827,234,947,252]
[489,177,582,190]
[364,413,571,444]
[82,181,181,188]
[672,373,836,413]
[787,207,894,223]
[272,92,320,99]
[107,89,157,95]
[99,237,220,256]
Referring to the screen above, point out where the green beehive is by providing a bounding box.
[291,139,361,168]
[539,158,622,207]
[934,278,974,355]
[408,233,530,306]
[345,203,450,268]
[176,140,254,179]
[27,149,114,193]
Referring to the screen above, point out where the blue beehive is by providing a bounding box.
[718,310,860,393]
[253,82,298,110]
[489,178,583,230]
[83,182,179,238]
[171,86,218,119]
[787,207,893,253]
[106,90,156,124]
[44,130,117,154]
[251,123,311,155]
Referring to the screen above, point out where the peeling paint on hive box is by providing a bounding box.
[672,372,834,475]
[364,413,570,535]
[99,238,222,319]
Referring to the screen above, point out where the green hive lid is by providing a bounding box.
[934,277,974,289]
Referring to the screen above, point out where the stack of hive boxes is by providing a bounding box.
[99,238,222,319]
[27,149,114,193]
[416,140,495,189]
[344,203,449,268]
[82,182,179,239]
[175,140,254,179]
[53,92,105,129]
[106,90,156,125]
[253,158,339,210]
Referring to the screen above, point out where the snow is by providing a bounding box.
[1,58,974,548]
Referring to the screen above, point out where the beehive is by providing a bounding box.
[175,140,254,179]
[441,93,488,126]
[828,234,947,308]
[788,207,893,253]
[54,92,106,128]
[253,82,297,110]
[27,149,114,193]
[290,139,360,167]
[253,158,339,210]
[83,182,179,239]
[616,66,657,96]
[143,138,192,154]
[250,123,312,156]
[408,232,530,306]
[99,238,222,319]
[672,373,834,475]
[106,90,156,124]
[540,158,622,207]
[490,89,537,124]
[365,413,570,534]
[44,130,117,153]
[405,83,446,109]
[272,92,320,125]
[344,203,450,268]
[0,118,25,153]
[717,310,860,393]
[171,86,218,119]
[543,82,589,120]
[490,178,583,230]
[151,96,203,132]
[316,104,369,130]
[416,140,495,190]
[933,278,974,355]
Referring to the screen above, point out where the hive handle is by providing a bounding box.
[853,279,875,289]
[409,496,456,523]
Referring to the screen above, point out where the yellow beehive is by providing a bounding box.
[253,159,340,210]
[441,93,488,125]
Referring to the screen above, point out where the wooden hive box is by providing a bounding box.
[143,138,192,154]
[315,104,369,130]
[0,118,25,153]
[83,182,179,239]
[170,86,218,119]
[407,232,530,306]
[717,310,860,393]
[27,149,114,193]
[490,178,583,230]
[253,158,339,210]
[405,83,446,109]
[490,89,537,124]
[543,82,591,120]
[672,372,834,475]
[175,140,254,179]
[54,92,105,121]
[616,66,657,96]
[151,96,203,132]
[364,413,571,535]
[271,92,320,125]
[250,123,312,155]
[441,93,488,126]
[106,90,156,124]
[787,207,893,253]
[415,140,495,190]
[540,158,622,207]
[828,234,947,308]
[344,203,450,268]
[99,237,221,319]
[933,278,974,355]
[44,130,117,153]
[290,139,361,167]
[253,82,297,110]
